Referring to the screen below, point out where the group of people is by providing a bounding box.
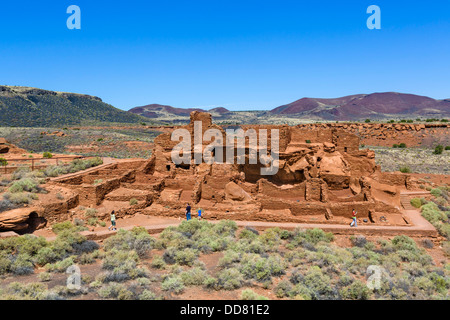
[105,206,357,232]
[184,203,202,221]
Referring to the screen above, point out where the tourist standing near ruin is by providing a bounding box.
[108,210,117,231]
[185,203,191,221]
[350,209,357,227]
[197,208,202,220]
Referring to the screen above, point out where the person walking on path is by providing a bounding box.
[108,210,117,231]
[350,209,357,227]
[185,203,191,221]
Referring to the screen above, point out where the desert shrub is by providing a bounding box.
[103,228,155,258]
[433,145,444,155]
[180,267,208,286]
[399,166,411,173]
[38,272,52,282]
[84,208,97,218]
[3,192,38,206]
[259,228,283,248]
[43,152,53,159]
[421,203,447,224]
[274,280,293,298]
[51,221,86,234]
[173,248,199,266]
[0,282,49,300]
[139,289,158,300]
[430,188,443,197]
[289,268,305,285]
[0,158,7,166]
[151,255,166,269]
[239,254,286,282]
[44,256,75,273]
[240,289,269,300]
[340,280,372,300]
[93,179,103,186]
[98,282,134,300]
[34,247,59,266]
[289,228,333,249]
[421,239,434,249]
[391,235,418,251]
[239,228,259,240]
[399,143,407,148]
[9,178,40,193]
[129,198,139,205]
[216,268,244,290]
[298,266,334,299]
[445,146,450,151]
[410,198,422,209]
[10,253,35,275]
[161,275,185,294]
[72,240,99,255]
[101,249,147,283]
[43,157,103,177]
[443,241,450,257]
[350,235,367,248]
[218,250,242,268]
[102,249,139,271]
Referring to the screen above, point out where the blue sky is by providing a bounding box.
[1,1,449,111]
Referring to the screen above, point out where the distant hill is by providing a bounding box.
[0,86,149,127]
[271,92,450,120]
[129,104,231,121]
[129,104,207,118]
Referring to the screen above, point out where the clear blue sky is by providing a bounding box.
[1,1,449,111]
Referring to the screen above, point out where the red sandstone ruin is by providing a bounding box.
[1,112,436,233]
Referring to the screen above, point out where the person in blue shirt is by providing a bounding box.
[197,208,202,220]
[185,203,191,221]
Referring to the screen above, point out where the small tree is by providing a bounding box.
[0,158,7,167]
[433,145,444,155]
[43,152,53,159]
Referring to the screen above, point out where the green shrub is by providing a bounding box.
[216,268,244,290]
[410,198,422,209]
[399,166,411,173]
[274,280,293,298]
[9,178,40,193]
[433,145,444,155]
[340,280,372,300]
[139,289,158,300]
[103,228,155,258]
[430,188,442,197]
[180,267,208,286]
[43,152,53,159]
[161,275,185,294]
[445,146,450,151]
[98,283,134,300]
[45,256,75,273]
[239,254,286,282]
[0,158,7,166]
[299,266,334,299]
[38,272,52,282]
[151,255,166,269]
[130,198,139,205]
[399,143,407,148]
[240,289,269,300]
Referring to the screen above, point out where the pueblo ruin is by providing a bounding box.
[0,111,432,233]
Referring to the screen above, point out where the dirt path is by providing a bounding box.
[32,200,439,242]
